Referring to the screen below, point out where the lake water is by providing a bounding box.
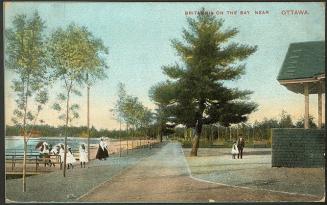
[5,136,104,154]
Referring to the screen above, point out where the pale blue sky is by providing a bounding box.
[4,2,325,130]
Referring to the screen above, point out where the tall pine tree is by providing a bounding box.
[150,10,258,156]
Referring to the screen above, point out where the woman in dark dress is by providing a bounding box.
[96,137,109,160]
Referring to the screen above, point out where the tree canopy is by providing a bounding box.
[113,83,153,130]
[6,12,50,130]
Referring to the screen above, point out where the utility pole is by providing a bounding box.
[87,82,90,161]
[119,120,121,157]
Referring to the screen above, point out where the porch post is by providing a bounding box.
[318,81,322,128]
[304,83,309,129]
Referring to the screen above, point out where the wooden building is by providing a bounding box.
[272,41,325,168]
[277,41,325,128]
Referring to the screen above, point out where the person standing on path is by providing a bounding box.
[79,144,88,168]
[66,146,76,169]
[96,137,109,160]
[59,144,65,168]
[237,136,245,159]
[231,141,238,159]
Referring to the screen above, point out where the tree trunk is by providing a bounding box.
[190,119,203,157]
[119,121,121,157]
[190,133,200,156]
[126,124,128,154]
[87,85,90,161]
[131,127,134,151]
[140,129,142,148]
[63,89,71,177]
[22,78,29,192]
[159,128,163,142]
[23,137,27,192]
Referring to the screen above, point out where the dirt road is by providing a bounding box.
[80,142,321,202]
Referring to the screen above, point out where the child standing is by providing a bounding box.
[79,144,88,168]
[231,141,239,159]
[66,146,76,169]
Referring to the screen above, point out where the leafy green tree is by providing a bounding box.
[258,117,280,128]
[113,83,137,152]
[153,105,172,142]
[122,92,144,148]
[113,83,153,148]
[48,23,107,176]
[279,110,294,128]
[295,115,317,128]
[5,12,50,192]
[138,106,154,138]
[113,83,128,126]
[112,83,128,156]
[150,10,258,156]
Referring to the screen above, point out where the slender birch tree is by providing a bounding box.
[48,23,108,176]
[112,83,127,156]
[5,12,49,192]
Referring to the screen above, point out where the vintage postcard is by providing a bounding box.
[3,1,325,203]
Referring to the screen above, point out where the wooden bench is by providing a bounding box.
[6,154,39,171]
[5,154,62,172]
[37,155,62,169]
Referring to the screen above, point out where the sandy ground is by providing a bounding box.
[80,142,322,202]
[6,142,324,202]
[183,148,325,197]
[6,144,163,202]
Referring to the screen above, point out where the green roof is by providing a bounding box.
[277,41,325,81]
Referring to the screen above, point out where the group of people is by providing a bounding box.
[38,142,89,169]
[38,137,109,169]
[231,136,245,159]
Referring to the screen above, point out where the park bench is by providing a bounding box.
[5,154,62,172]
[37,154,62,169]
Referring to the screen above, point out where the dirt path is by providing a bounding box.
[80,142,320,202]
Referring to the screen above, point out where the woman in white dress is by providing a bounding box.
[231,141,239,159]
[79,144,88,168]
